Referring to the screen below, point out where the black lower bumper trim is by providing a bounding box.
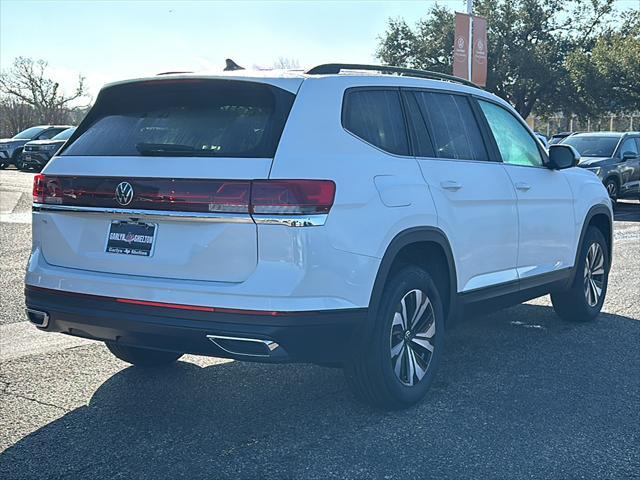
[25,286,367,364]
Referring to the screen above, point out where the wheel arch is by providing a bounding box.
[368,227,458,324]
[569,204,613,285]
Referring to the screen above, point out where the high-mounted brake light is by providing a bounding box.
[33,176,336,217]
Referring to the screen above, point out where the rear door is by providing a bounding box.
[476,99,576,281]
[37,77,299,283]
[403,89,519,293]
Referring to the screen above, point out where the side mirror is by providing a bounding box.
[548,144,580,170]
[622,151,636,160]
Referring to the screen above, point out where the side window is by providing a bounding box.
[619,138,638,157]
[479,101,544,167]
[402,92,435,157]
[36,129,62,140]
[635,138,640,153]
[412,91,488,161]
[343,89,409,156]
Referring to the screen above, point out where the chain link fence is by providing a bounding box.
[527,113,640,137]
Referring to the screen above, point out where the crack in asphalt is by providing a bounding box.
[2,390,70,413]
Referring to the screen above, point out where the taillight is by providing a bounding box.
[33,176,335,216]
[33,174,63,204]
[250,180,335,214]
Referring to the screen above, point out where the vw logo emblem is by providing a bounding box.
[115,182,134,206]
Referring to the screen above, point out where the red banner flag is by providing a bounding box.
[471,15,488,87]
[453,13,470,80]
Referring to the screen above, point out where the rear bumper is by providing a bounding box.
[25,286,367,364]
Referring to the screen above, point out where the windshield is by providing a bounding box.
[63,80,295,158]
[51,128,76,141]
[12,127,46,140]
[562,136,619,157]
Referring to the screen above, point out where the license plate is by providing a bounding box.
[106,220,156,257]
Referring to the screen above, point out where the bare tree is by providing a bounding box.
[0,57,88,125]
[272,57,301,69]
[0,97,36,137]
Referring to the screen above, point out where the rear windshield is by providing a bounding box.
[62,79,295,158]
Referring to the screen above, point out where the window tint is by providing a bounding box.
[562,136,619,157]
[51,128,76,141]
[343,89,409,156]
[12,127,46,140]
[619,138,638,157]
[479,101,543,167]
[64,80,295,158]
[402,92,435,157]
[412,91,487,161]
[37,128,66,140]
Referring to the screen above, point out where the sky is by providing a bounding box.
[0,0,466,101]
[1,0,637,102]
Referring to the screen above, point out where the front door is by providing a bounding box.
[477,100,576,281]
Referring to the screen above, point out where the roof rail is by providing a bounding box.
[305,63,479,89]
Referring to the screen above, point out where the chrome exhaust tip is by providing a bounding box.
[25,308,50,328]
[206,335,279,358]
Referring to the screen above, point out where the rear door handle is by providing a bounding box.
[440,180,462,191]
[515,182,531,191]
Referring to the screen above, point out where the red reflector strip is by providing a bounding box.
[116,298,286,316]
[116,298,215,312]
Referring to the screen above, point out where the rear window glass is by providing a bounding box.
[63,80,295,158]
[343,89,409,156]
[413,91,488,161]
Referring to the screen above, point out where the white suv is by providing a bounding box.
[25,64,613,409]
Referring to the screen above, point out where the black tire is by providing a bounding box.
[344,266,445,410]
[604,178,619,205]
[12,149,25,170]
[16,160,30,171]
[105,342,183,367]
[551,226,609,322]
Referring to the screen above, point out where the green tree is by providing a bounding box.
[567,12,640,115]
[376,0,619,118]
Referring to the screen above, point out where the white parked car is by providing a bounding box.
[25,64,613,409]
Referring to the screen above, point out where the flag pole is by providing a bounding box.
[467,0,473,82]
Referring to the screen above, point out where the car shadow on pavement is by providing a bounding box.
[1,304,639,479]
[614,200,640,223]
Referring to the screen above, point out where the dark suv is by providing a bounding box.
[0,125,73,170]
[562,132,640,203]
[22,127,76,171]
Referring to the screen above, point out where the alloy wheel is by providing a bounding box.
[389,289,436,386]
[606,181,617,199]
[584,242,605,307]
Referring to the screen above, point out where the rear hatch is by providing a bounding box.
[35,76,300,283]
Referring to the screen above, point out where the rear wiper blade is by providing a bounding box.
[136,143,196,156]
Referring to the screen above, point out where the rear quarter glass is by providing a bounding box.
[62,79,295,159]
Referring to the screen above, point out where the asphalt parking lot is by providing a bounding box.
[0,168,638,479]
